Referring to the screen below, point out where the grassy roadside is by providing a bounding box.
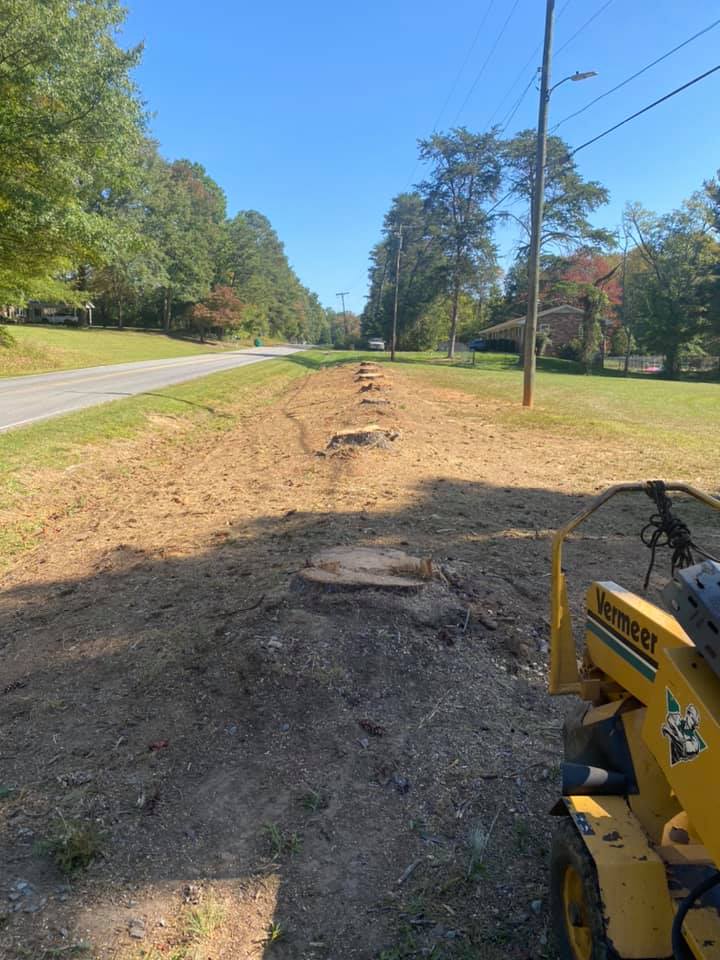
[3,347,719,566]
[292,350,720,479]
[0,325,257,377]
[0,357,308,566]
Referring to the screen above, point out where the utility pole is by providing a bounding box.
[391,227,402,361]
[336,291,349,323]
[521,0,555,408]
[336,291,349,332]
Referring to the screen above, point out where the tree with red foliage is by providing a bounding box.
[554,250,622,371]
[189,285,244,343]
[559,251,622,306]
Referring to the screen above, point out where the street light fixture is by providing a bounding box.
[521,3,599,409]
[549,71,598,96]
[569,70,598,83]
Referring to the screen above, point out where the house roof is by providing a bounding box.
[477,304,584,335]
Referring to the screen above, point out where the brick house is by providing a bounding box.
[477,304,585,356]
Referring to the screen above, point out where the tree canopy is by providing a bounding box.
[0,0,144,303]
[0,1,326,345]
[361,124,720,376]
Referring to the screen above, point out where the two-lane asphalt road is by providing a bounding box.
[0,345,304,432]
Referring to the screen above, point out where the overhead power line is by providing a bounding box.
[499,73,537,133]
[453,0,523,123]
[428,0,496,135]
[483,0,575,131]
[551,15,720,132]
[568,62,720,157]
[555,0,615,57]
[404,0,496,188]
[485,50,541,128]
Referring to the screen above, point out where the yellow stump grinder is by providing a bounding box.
[548,481,720,960]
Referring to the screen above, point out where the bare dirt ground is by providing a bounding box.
[2,361,716,960]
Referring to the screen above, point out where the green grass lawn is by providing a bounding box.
[0,324,249,377]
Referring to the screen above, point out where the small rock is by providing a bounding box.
[15,881,30,892]
[183,883,201,904]
[224,723,238,736]
[57,771,93,788]
[128,919,145,940]
[358,737,369,749]
[8,893,20,902]
[530,899,543,915]
[280,723,290,732]
[158,917,168,928]
[392,774,410,795]
[267,639,283,650]
[127,899,138,908]
[516,912,530,923]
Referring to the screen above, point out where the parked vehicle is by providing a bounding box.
[368,338,385,350]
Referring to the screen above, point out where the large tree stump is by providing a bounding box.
[296,546,434,591]
[326,425,399,450]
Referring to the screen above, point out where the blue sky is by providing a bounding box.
[122,0,720,313]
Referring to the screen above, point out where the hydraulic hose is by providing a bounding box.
[672,870,720,959]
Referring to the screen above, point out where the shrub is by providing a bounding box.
[35,818,104,873]
[0,326,16,349]
[557,338,581,362]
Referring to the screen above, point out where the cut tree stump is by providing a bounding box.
[355,371,384,381]
[296,546,435,590]
[326,425,399,450]
[360,397,391,405]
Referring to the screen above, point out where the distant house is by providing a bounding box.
[27,301,95,325]
[477,304,586,356]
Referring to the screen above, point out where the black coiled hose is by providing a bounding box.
[641,480,717,590]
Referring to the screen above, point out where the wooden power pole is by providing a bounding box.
[391,227,402,361]
[521,0,555,408]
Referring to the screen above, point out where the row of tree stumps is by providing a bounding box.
[326,361,398,451]
[296,362,436,592]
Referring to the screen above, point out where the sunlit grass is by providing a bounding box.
[0,324,253,377]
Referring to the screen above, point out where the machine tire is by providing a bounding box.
[550,818,619,960]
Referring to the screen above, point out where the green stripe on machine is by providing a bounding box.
[586,618,657,682]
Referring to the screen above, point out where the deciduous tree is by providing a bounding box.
[0,0,145,302]
[189,285,244,342]
[625,199,719,377]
